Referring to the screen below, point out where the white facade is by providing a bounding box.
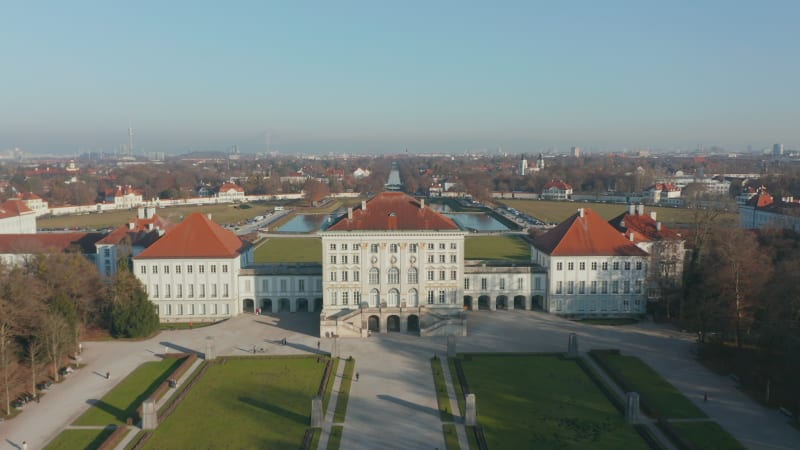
[463,261,547,310]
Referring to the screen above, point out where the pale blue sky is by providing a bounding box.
[1,1,798,154]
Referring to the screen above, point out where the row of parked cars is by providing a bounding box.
[10,380,52,408]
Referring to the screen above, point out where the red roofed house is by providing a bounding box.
[647,183,682,205]
[133,212,253,322]
[0,232,103,266]
[95,207,173,277]
[320,192,466,336]
[217,182,245,203]
[609,205,686,305]
[541,179,573,200]
[16,191,50,216]
[105,185,144,209]
[739,185,800,233]
[0,199,37,234]
[532,207,649,316]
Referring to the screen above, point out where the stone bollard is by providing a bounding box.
[465,393,477,426]
[311,396,323,428]
[447,335,456,358]
[205,336,216,361]
[567,333,579,358]
[142,398,158,429]
[625,392,641,423]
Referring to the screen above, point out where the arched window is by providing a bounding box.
[407,267,418,284]
[408,289,418,307]
[388,288,399,306]
[370,289,380,307]
[388,267,400,284]
[369,268,380,284]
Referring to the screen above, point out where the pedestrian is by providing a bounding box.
[317,340,320,350]
[22,441,27,450]
[79,343,83,354]
[253,345,256,354]
[189,322,193,330]
[355,372,359,382]
[704,392,708,402]
[106,371,110,379]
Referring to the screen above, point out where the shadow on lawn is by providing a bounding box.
[239,396,308,424]
[85,399,128,424]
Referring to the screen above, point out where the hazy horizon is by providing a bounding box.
[2,2,798,154]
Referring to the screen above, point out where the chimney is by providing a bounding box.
[656,222,662,232]
[147,223,154,231]
[620,219,625,228]
[628,204,635,215]
[629,233,635,241]
[578,208,584,218]
[637,204,644,216]
[361,200,367,211]
[128,222,135,230]
[347,207,353,220]
[388,212,397,230]
[207,213,212,220]
[420,198,425,209]
[650,211,657,221]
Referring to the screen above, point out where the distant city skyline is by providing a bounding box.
[1,1,798,154]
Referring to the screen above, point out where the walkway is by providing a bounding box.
[440,355,469,450]
[316,358,346,450]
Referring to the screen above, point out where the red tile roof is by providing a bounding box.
[136,213,248,259]
[543,179,573,190]
[0,199,34,219]
[533,208,648,257]
[96,214,172,246]
[0,233,103,254]
[608,210,682,243]
[327,192,458,231]
[219,182,244,193]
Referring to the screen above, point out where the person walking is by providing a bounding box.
[317,340,320,350]
[355,372,360,382]
[22,441,27,450]
[106,371,110,379]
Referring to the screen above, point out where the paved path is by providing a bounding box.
[440,356,469,450]
[316,358,346,450]
[2,310,798,450]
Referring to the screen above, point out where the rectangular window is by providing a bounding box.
[213,304,218,314]
[103,247,111,257]
[165,285,171,298]
[534,277,542,290]
[481,278,487,290]
[152,265,158,274]
[439,270,445,281]
[342,244,348,250]
[408,269,417,284]
[439,290,446,304]
[200,304,206,315]
[428,243,434,250]
[164,265,170,274]
[427,271,434,281]
[330,272,337,282]
[223,284,229,297]
[330,255,337,264]
[176,265,181,274]
[624,262,631,270]
[500,279,505,290]
[602,262,608,271]
[591,281,597,294]
[578,281,585,294]
[299,280,305,292]
[342,291,349,305]
[222,265,228,273]
[188,265,193,274]
[517,278,523,290]
[410,244,417,253]
[450,254,457,263]
[225,304,230,315]
[330,243,336,250]
[199,265,205,273]
[342,255,348,264]
[427,290,435,304]
[177,304,183,315]
[189,285,194,297]
[371,244,379,253]
[354,244,360,250]
[567,281,574,294]
[556,262,563,271]
[212,284,217,297]
[342,271,348,282]
[451,243,457,249]
[439,255,445,263]
[140,265,146,274]
[636,261,643,271]
[612,281,619,294]
[556,281,563,294]
[211,265,216,273]
[189,304,195,315]
[613,262,620,270]
[354,291,361,304]
[177,284,183,298]
[152,285,159,298]
[451,270,457,280]
[200,284,205,297]
[635,280,643,293]
[624,280,631,293]
[579,262,585,270]
[280,280,287,291]
[353,271,360,282]
[591,262,597,270]
[353,255,360,264]
[465,278,470,290]
[602,281,608,294]
[427,255,434,263]
[439,243,446,250]
[568,262,574,270]
[390,243,398,253]
[165,304,171,315]
[262,279,268,291]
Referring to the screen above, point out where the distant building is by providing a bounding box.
[385,162,402,191]
[95,207,171,277]
[0,199,36,234]
[532,207,649,316]
[773,143,784,157]
[536,153,545,170]
[0,232,102,266]
[217,183,245,202]
[647,183,682,205]
[520,156,528,176]
[353,168,371,179]
[739,186,800,232]
[571,146,581,158]
[16,192,49,217]
[541,180,573,200]
[105,185,144,209]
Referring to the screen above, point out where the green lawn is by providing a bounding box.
[44,428,115,450]
[465,235,530,260]
[443,423,460,450]
[599,353,706,419]
[144,357,325,450]
[449,358,466,416]
[255,237,322,263]
[670,421,746,450]
[38,202,277,230]
[459,354,648,450]
[499,199,738,227]
[432,357,454,421]
[333,358,355,423]
[73,358,184,426]
[327,425,344,450]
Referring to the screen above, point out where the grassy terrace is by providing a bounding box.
[254,237,322,263]
[498,199,738,226]
[431,357,454,421]
[322,358,340,412]
[73,358,184,426]
[37,202,281,230]
[333,358,355,423]
[596,352,706,419]
[44,428,115,450]
[465,235,530,261]
[459,354,648,450]
[144,357,325,450]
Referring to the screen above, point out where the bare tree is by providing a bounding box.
[42,313,70,382]
[0,301,15,416]
[26,336,42,397]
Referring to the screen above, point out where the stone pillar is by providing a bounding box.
[311,395,323,428]
[490,298,496,311]
[508,297,515,310]
[625,392,640,423]
[447,335,456,358]
[525,296,532,310]
[567,333,579,358]
[205,336,216,361]
[290,299,297,313]
[142,398,157,429]
[271,301,278,314]
[465,393,477,426]
[400,317,408,333]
